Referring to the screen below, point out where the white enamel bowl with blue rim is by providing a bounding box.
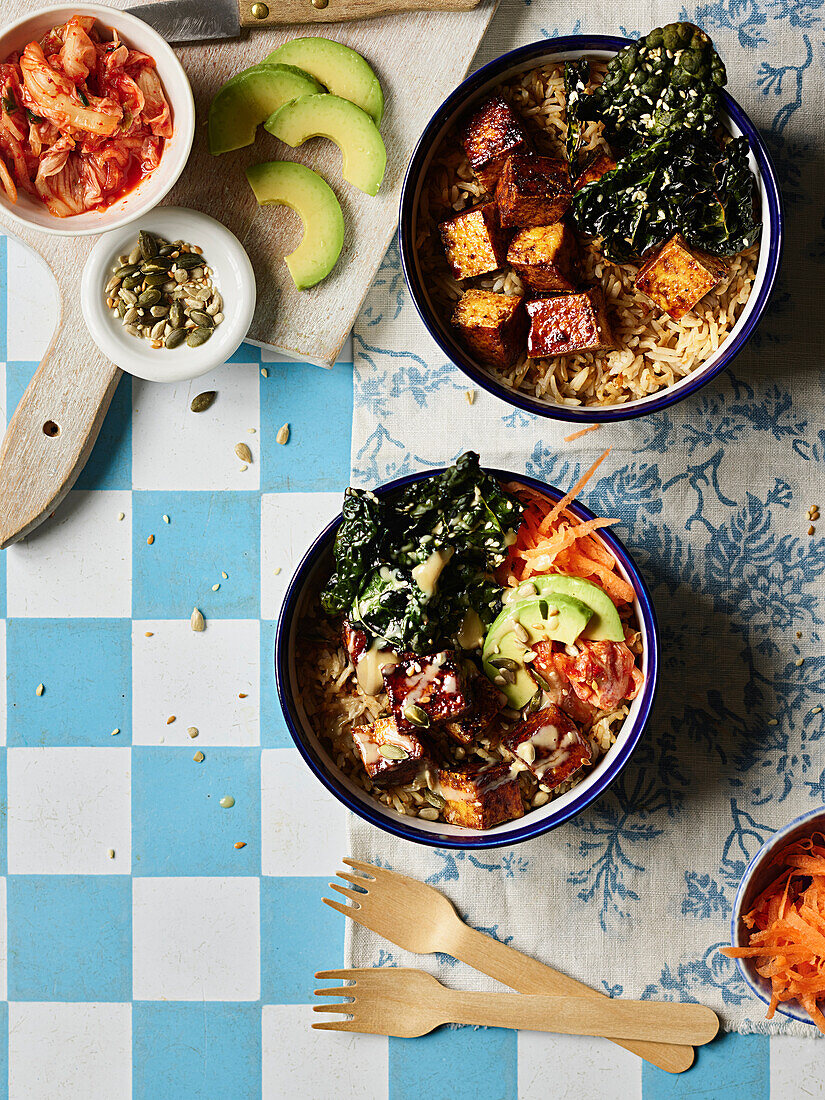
[398,35,783,423]
[730,804,825,1026]
[275,467,659,850]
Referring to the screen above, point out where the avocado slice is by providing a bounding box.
[265,94,386,197]
[482,594,594,708]
[208,64,324,155]
[246,161,344,290]
[264,37,384,126]
[511,574,624,641]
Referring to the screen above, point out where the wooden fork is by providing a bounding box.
[324,858,699,1074]
[313,967,719,1045]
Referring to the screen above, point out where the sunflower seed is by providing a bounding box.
[124,324,140,337]
[378,744,408,760]
[184,297,202,310]
[123,307,139,325]
[164,327,187,349]
[417,806,440,821]
[173,269,188,283]
[186,326,212,347]
[213,312,224,325]
[276,423,289,445]
[128,245,141,264]
[234,442,253,463]
[190,391,216,413]
[150,320,166,341]
[105,275,122,293]
[139,229,158,260]
[516,739,536,764]
[150,305,168,318]
[191,607,205,632]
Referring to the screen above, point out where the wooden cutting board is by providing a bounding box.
[0,0,498,547]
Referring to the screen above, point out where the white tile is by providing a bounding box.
[261,493,340,621]
[259,332,353,364]
[518,1031,642,1100]
[770,1035,825,1098]
[262,1005,387,1100]
[131,363,260,490]
[132,619,259,745]
[0,878,7,1001]
[132,877,260,1001]
[6,238,59,363]
[8,1002,131,1100]
[261,748,349,876]
[6,490,132,617]
[0,619,6,746]
[7,748,131,874]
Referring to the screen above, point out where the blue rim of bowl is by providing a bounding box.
[398,34,784,423]
[729,803,825,1025]
[274,466,660,849]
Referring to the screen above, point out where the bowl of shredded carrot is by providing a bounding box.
[0,5,194,235]
[722,806,825,1032]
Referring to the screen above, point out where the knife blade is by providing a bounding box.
[126,0,241,44]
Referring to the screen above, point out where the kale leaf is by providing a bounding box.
[581,22,727,148]
[320,453,522,654]
[570,131,761,261]
[563,59,590,177]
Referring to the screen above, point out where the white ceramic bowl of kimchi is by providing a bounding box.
[0,4,194,235]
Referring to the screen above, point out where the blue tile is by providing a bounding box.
[389,1025,517,1100]
[5,363,131,490]
[131,491,260,619]
[260,620,290,748]
[133,1002,261,1100]
[260,876,343,1003]
[260,360,352,492]
[6,619,131,746]
[7,875,132,1000]
[642,1030,769,1100]
[0,235,7,362]
[227,341,262,363]
[132,747,260,876]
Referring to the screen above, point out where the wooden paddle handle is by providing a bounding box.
[443,991,719,1046]
[0,314,121,549]
[452,926,696,1074]
[239,0,481,26]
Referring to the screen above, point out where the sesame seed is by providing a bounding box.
[221,572,228,579]
[163,515,170,524]
[111,728,120,736]
[117,512,125,521]
[35,683,44,696]
[273,567,281,575]
[212,583,220,591]
[796,657,804,666]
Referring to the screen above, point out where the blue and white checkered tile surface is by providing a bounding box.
[0,235,822,1097]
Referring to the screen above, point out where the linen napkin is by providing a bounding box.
[347,0,825,1034]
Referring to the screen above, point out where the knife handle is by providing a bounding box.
[239,0,481,26]
[0,312,121,549]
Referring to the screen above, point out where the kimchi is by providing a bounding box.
[0,15,172,216]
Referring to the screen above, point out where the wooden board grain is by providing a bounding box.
[0,0,497,546]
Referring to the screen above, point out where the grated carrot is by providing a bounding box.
[721,832,825,1034]
[564,423,602,443]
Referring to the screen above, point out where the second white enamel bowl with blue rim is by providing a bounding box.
[398,35,783,424]
[275,466,659,850]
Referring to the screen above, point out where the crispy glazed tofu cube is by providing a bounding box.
[444,674,502,746]
[352,716,427,787]
[574,152,617,191]
[526,287,615,358]
[439,203,510,280]
[502,704,591,792]
[506,224,580,292]
[437,762,524,829]
[383,651,469,733]
[452,290,527,369]
[635,233,726,320]
[342,620,368,666]
[460,94,532,192]
[495,156,572,229]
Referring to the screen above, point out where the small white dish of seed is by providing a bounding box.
[81,206,256,383]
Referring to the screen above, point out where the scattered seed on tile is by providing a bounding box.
[465,390,475,405]
[273,567,281,575]
[144,631,154,637]
[768,719,778,726]
[239,464,248,472]
[812,706,823,714]
[163,514,170,524]
[187,726,199,738]
[247,428,256,434]
[261,367,268,378]
[234,842,246,849]
[193,751,205,763]
[35,683,44,696]
[147,534,155,545]
[234,442,253,463]
[111,728,120,737]
[219,796,235,808]
[221,571,228,579]
[796,657,805,666]
[212,583,220,591]
[276,423,289,445]
[117,511,125,521]
[238,693,248,699]
[191,607,205,632]
[796,631,803,638]
[166,715,176,724]
[107,849,115,859]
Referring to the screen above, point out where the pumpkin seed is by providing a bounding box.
[189,309,213,328]
[489,656,519,671]
[234,442,253,463]
[139,229,158,260]
[378,744,408,760]
[190,391,216,413]
[191,607,205,632]
[141,258,173,273]
[175,252,204,269]
[164,327,188,349]
[186,326,212,347]
[122,273,143,290]
[402,702,430,728]
[143,272,169,288]
[423,789,446,809]
[137,288,161,307]
[114,263,140,277]
[158,243,177,256]
[169,302,184,328]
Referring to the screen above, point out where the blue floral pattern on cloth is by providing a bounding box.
[347,1,825,1035]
